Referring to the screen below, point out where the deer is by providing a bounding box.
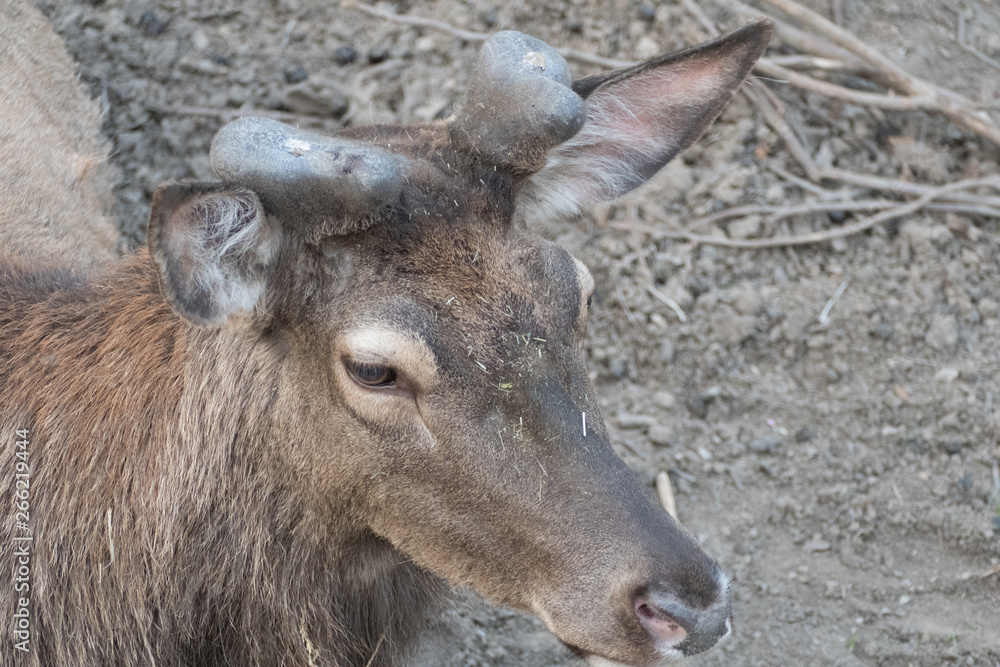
[0,0,118,272]
[0,1,773,663]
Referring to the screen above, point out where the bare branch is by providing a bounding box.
[345,1,633,69]
[626,177,1000,249]
[820,168,1000,208]
[678,0,721,38]
[745,85,820,181]
[760,0,1000,146]
[754,60,934,111]
[688,199,1000,229]
[656,472,679,521]
[712,0,863,66]
[146,104,340,126]
[345,0,488,42]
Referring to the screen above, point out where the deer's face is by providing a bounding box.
[147,21,772,665]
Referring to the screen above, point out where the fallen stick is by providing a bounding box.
[760,0,1000,146]
[345,1,633,69]
[656,472,679,521]
[646,284,688,323]
[146,104,340,125]
[821,167,1000,208]
[745,85,820,181]
[628,176,1000,249]
[685,199,1000,229]
[713,0,863,67]
[754,59,934,111]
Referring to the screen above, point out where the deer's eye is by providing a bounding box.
[345,360,397,388]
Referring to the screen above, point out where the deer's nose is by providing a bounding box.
[634,589,732,656]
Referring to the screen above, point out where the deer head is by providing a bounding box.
[148,20,772,665]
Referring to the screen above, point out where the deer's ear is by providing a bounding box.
[518,20,772,218]
[148,182,280,328]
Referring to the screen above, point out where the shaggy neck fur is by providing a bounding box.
[0,252,442,667]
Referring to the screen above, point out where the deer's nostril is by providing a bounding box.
[633,595,689,645]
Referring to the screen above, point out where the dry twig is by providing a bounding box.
[745,85,820,181]
[656,472,679,521]
[624,177,1000,249]
[685,199,1000,230]
[760,0,1000,146]
[146,104,340,126]
[346,1,633,69]
[713,0,862,66]
[646,284,688,323]
[821,168,1000,208]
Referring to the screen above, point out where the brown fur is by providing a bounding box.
[1,251,443,666]
[0,0,118,271]
[2,8,772,666]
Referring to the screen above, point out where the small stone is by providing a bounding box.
[659,338,675,363]
[610,358,628,379]
[367,47,389,64]
[635,36,660,60]
[961,247,981,267]
[283,83,349,117]
[178,57,227,76]
[873,323,893,340]
[192,30,210,52]
[333,45,358,65]
[565,19,584,34]
[653,391,675,409]
[958,473,973,493]
[414,35,437,53]
[687,394,709,419]
[284,65,309,84]
[709,305,756,346]
[483,7,499,28]
[942,441,963,456]
[978,297,999,318]
[756,461,777,477]
[925,507,945,528]
[732,285,761,316]
[749,436,782,454]
[617,413,653,430]
[657,159,693,201]
[648,424,673,446]
[727,216,762,240]
[900,219,952,258]
[794,426,815,443]
[638,3,656,22]
[137,9,167,36]
[934,366,960,383]
[925,314,958,350]
[803,537,831,553]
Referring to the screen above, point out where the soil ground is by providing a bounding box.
[41,0,1000,664]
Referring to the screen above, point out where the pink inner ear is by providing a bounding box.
[584,57,725,167]
[520,43,758,220]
